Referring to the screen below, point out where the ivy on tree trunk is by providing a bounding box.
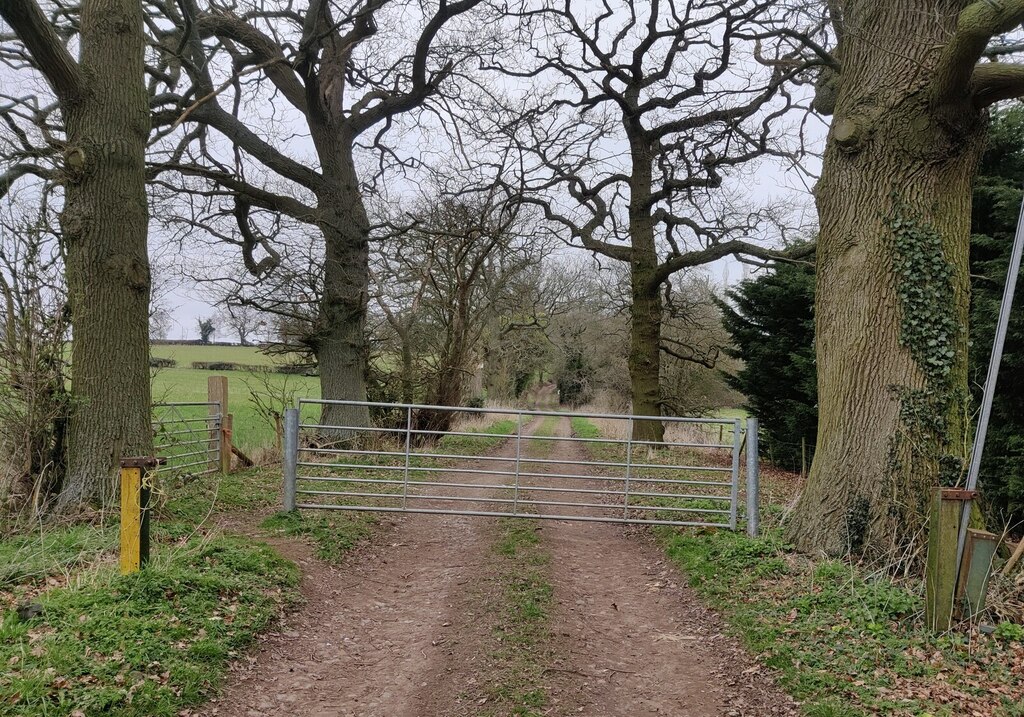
[788,0,1024,559]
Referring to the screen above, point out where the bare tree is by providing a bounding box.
[149,304,173,341]
[149,252,178,341]
[1,0,153,509]
[491,0,820,440]
[146,0,492,429]
[218,302,264,346]
[372,185,542,431]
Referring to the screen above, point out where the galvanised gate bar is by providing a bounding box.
[152,401,223,476]
[283,399,760,535]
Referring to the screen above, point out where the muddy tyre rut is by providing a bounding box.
[200,417,795,717]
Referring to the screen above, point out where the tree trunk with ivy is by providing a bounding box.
[787,0,1024,559]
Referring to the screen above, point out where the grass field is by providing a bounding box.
[150,344,319,455]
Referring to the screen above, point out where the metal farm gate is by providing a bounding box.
[152,401,223,476]
[282,400,760,535]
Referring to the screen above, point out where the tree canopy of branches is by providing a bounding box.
[787,0,1024,559]
[217,302,263,345]
[147,0,490,429]
[1,0,153,509]
[372,189,542,430]
[493,0,820,440]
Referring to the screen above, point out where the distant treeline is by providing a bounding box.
[149,357,317,376]
[150,339,270,348]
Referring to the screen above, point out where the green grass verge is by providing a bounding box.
[0,524,119,589]
[1,470,282,592]
[260,510,378,564]
[573,418,1024,716]
[569,416,620,462]
[568,416,599,440]
[0,468,314,716]
[659,528,1024,716]
[482,520,553,717]
[0,536,298,717]
[525,416,559,458]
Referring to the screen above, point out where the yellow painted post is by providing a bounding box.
[120,457,159,575]
[208,376,228,473]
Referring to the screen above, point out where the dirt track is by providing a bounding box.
[199,417,797,717]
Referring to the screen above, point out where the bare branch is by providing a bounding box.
[932,0,1024,108]
[0,162,54,200]
[0,0,82,101]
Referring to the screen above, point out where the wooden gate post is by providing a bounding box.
[208,376,230,473]
[926,488,971,632]
[221,413,234,474]
[120,456,160,575]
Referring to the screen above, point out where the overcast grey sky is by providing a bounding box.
[3,0,829,342]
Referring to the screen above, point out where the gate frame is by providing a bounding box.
[283,400,760,535]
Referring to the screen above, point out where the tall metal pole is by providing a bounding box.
[956,192,1024,574]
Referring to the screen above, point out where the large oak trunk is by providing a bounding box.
[627,138,665,442]
[630,276,665,442]
[316,199,370,432]
[58,0,153,509]
[787,4,985,558]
